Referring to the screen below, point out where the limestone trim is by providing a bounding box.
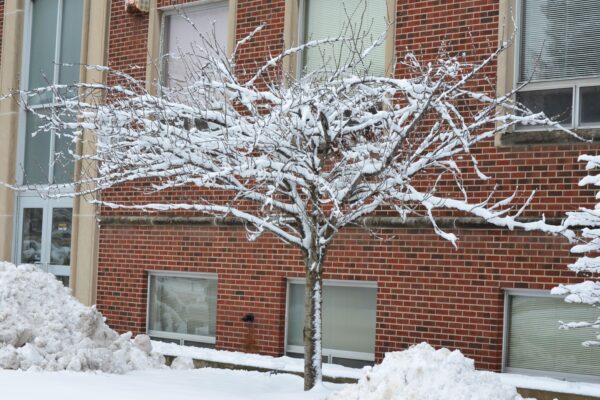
[69,0,110,305]
[0,0,25,262]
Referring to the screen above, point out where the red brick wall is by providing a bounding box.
[98,222,578,371]
[97,0,600,373]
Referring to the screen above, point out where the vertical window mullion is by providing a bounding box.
[53,0,63,86]
[296,0,306,78]
[573,85,580,128]
[41,202,52,267]
[48,0,64,185]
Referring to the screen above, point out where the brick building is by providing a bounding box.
[0,0,599,382]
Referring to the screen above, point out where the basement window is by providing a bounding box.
[285,279,377,368]
[503,289,600,382]
[147,271,218,347]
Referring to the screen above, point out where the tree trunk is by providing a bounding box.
[303,255,323,390]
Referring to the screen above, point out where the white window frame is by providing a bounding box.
[14,195,72,276]
[514,0,600,132]
[13,0,78,280]
[146,270,218,346]
[16,0,79,187]
[502,288,600,383]
[158,0,230,92]
[284,278,377,364]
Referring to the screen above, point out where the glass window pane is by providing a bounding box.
[56,276,69,287]
[331,357,372,368]
[287,283,305,347]
[58,0,84,87]
[50,208,72,266]
[28,0,59,104]
[303,0,388,75]
[323,285,376,354]
[508,295,600,376]
[287,282,377,357]
[163,2,229,88]
[23,111,51,185]
[148,275,217,339]
[517,88,573,126]
[53,131,75,184]
[580,86,600,125]
[21,208,43,264]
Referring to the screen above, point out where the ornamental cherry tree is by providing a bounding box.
[13,25,576,389]
[553,155,600,347]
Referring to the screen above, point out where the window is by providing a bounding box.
[503,289,600,382]
[516,0,600,130]
[298,0,391,76]
[21,0,83,185]
[147,272,218,347]
[14,0,83,286]
[160,1,229,90]
[285,279,377,368]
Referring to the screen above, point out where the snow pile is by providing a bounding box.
[0,262,164,372]
[326,343,525,400]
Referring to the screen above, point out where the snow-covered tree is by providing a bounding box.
[552,155,600,347]
[11,24,577,389]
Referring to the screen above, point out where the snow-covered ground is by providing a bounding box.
[2,262,600,400]
[152,340,363,379]
[0,368,342,400]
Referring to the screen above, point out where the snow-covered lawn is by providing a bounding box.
[0,368,342,400]
[3,262,600,400]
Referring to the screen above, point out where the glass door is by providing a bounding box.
[16,196,72,286]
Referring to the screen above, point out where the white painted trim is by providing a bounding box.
[502,287,564,298]
[286,345,375,362]
[283,278,291,356]
[295,0,306,78]
[147,270,218,279]
[148,330,216,345]
[503,366,600,384]
[14,195,72,277]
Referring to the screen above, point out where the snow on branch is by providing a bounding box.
[551,154,600,347]
[9,23,576,255]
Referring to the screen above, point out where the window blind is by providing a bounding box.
[507,295,600,377]
[163,2,229,88]
[287,282,377,355]
[303,0,388,76]
[519,0,600,82]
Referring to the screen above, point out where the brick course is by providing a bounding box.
[97,0,600,373]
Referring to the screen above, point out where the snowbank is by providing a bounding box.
[152,340,363,379]
[326,343,525,400]
[0,262,164,372]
